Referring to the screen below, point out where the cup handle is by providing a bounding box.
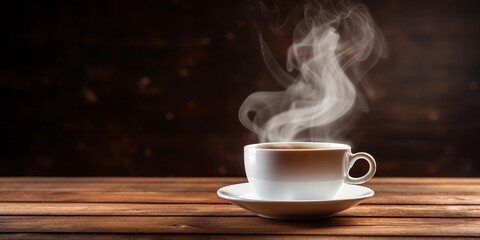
[346,152,376,184]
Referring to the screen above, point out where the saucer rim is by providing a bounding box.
[217,182,374,203]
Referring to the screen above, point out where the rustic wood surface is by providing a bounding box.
[0,177,479,239]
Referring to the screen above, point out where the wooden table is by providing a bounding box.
[0,177,479,239]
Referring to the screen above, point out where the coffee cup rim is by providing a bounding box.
[244,142,351,151]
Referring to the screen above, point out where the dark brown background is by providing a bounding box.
[0,0,479,177]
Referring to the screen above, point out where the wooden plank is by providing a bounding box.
[369,178,480,185]
[0,191,478,205]
[0,203,244,216]
[0,182,478,193]
[365,184,480,194]
[0,177,478,185]
[367,193,480,205]
[0,216,478,236]
[0,234,476,240]
[0,203,478,218]
[0,182,229,192]
[344,204,480,217]
[0,177,246,184]
[0,191,219,204]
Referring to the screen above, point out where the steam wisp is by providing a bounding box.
[239,0,387,142]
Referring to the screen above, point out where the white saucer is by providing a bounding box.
[217,183,374,220]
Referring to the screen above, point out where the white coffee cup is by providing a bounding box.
[244,142,376,201]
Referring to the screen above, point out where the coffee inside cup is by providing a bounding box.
[256,146,340,150]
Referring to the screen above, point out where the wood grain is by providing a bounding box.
[0,234,478,240]
[0,234,477,240]
[0,203,478,218]
[0,191,478,205]
[1,177,478,184]
[0,180,478,193]
[0,216,478,236]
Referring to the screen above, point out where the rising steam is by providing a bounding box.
[239,0,387,142]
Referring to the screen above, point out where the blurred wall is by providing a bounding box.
[0,0,479,176]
